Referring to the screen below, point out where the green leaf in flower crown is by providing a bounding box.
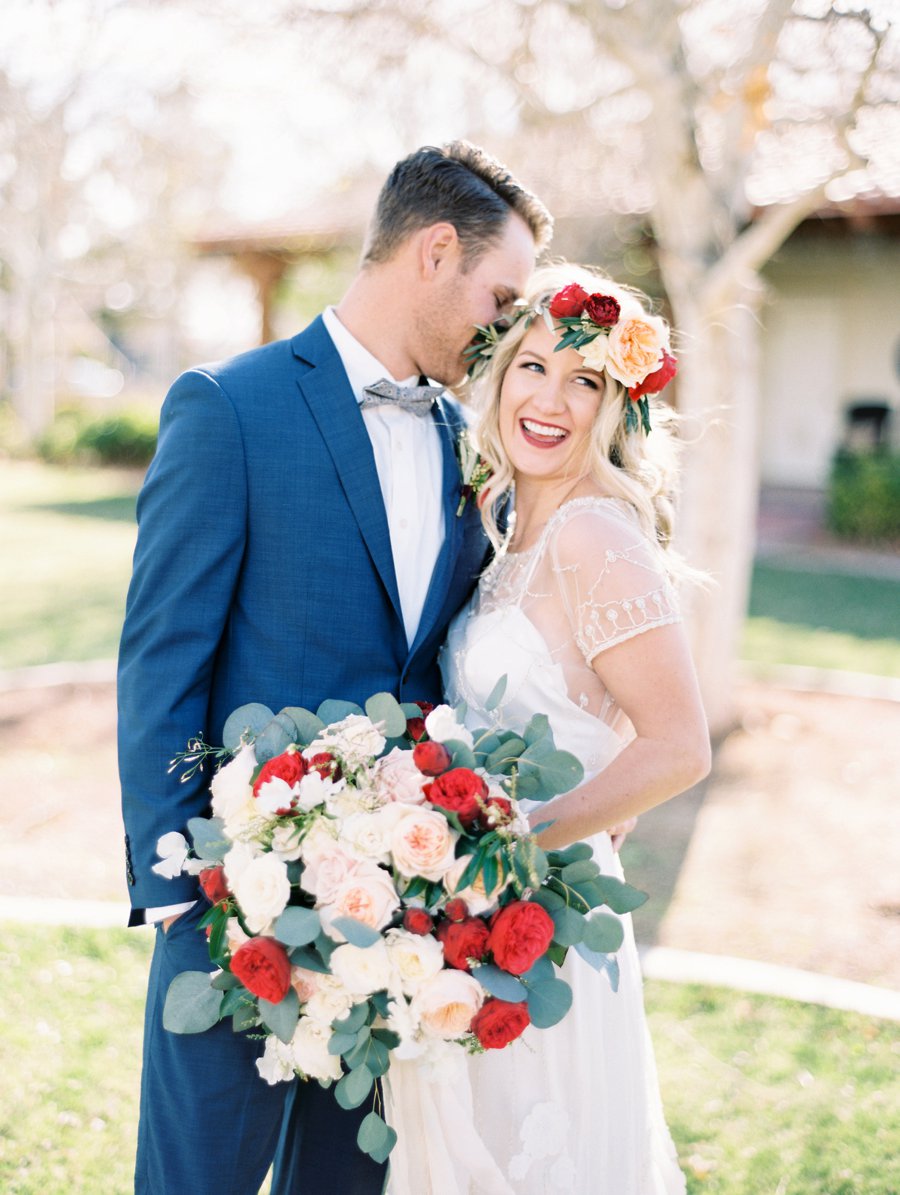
[582,912,625,954]
[473,963,528,1002]
[525,977,573,1028]
[316,699,364,724]
[335,1065,374,1109]
[444,740,476,770]
[253,712,300,764]
[483,674,508,713]
[358,1111,398,1164]
[550,905,585,947]
[331,917,382,948]
[163,971,224,1034]
[187,816,229,863]
[574,942,620,990]
[560,859,601,885]
[222,703,274,752]
[365,692,408,738]
[259,988,300,1044]
[280,706,324,745]
[586,875,649,914]
[275,906,321,948]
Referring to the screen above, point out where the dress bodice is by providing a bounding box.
[441,496,680,781]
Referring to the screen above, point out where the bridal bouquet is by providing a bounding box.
[156,690,646,1164]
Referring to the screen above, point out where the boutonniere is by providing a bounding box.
[455,429,492,517]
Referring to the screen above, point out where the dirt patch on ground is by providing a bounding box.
[1,678,898,989]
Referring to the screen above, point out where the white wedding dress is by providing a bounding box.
[385,496,686,1195]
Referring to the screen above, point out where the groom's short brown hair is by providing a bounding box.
[363,141,552,269]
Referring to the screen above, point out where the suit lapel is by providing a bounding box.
[291,319,403,625]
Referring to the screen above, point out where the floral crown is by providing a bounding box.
[464,282,677,434]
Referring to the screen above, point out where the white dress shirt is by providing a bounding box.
[145,309,446,925]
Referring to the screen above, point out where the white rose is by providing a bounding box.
[301,816,339,856]
[225,916,250,956]
[442,853,511,917]
[231,852,291,933]
[384,928,445,997]
[373,747,428,805]
[319,867,400,942]
[270,822,304,862]
[299,843,362,904]
[329,940,393,997]
[291,1019,343,1083]
[325,786,374,820]
[210,746,258,822]
[339,809,397,862]
[256,1035,296,1085]
[304,973,353,1026]
[390,808,458,882]
[307,714,386,770]
[223,840,259,890]
[424,705,474,750]
[580,334,609,373]
[411,970,484,1039]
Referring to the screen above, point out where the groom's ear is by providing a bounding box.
[418,222,461,279]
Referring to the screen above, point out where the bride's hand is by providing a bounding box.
[608,817,638,852]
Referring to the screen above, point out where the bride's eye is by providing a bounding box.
[575,375,599,389]
[521,360,544,373]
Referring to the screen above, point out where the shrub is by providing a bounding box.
[36,406,158,467]
[827,449,900,544]
[35,405,90,464]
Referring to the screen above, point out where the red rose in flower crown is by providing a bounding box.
[583,292,621,328]
[548,283,589,318]
[471,997,531,1049]
[628,350,678,400]
[413,741,452,777]
[403,908,435,936]
[436,916,491,971]
[199,865,229,906]
[488,900,555,975]
[424,767,488,827]
[252,750,307,797]
[230,937,292,1003]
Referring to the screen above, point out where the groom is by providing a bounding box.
[118,141,552,1195]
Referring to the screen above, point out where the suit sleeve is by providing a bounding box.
[117,368,248,915]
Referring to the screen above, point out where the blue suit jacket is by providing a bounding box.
[118,316,488,919]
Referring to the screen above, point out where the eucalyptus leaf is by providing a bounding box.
[222,703,273,752]
[548,842,594,867]
[210,969,241,991]
[531,885,565,913]
[254,712,299,764]
[483,674,508,713]
[232,1000,259,1032]
[365,692,408,738]
[522,713,550,746]
[187,816,229,863]
[372,1028,401,1050]
[526,977,573,1029]
[358,1111,397,1164]
[551,905,585,947]
[560,859,601,884]
[316,699,364,724]
[520,955,555,985]
[259,988,300,1044]
[274,906,321,948]
[163,972,223,1034]
[220,987,252,1018]
[328,1031,358,1056]
[332,1002,370,1034]
[484,737,527,774]
[587,875,649,914]
[332,917,382,948]
[582,912,625,954]
[335,1065,374,1109]
[280,706,324,744]
[575,942,620,991]
[288,946,330,974]
[444,740,476,770]
[473,964,527,1002]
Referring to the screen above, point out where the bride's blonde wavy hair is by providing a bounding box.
[472,264,683,557]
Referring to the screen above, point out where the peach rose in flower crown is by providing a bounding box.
[604,313,668,388]
[390,808,459,881]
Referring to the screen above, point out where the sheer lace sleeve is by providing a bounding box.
[548,500,680,665]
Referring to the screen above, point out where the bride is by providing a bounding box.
[404,264,710,1194]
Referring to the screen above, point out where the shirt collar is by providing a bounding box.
[322,306,419,403]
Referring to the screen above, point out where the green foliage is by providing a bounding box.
[827,449,900,544]
[36,405,158,467]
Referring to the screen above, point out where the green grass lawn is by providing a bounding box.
[0,924,896,1195]
[2,460,898,675]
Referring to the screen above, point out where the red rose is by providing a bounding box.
[628,350,677,400]
[583,293,621,328]
[199,866,229,906]
[307,751,340,781]
[484,796,512,826]
[425,768,488,827]
[437,916,491,971]
[252,750,307,800]
[444,897,468,923]
[471,997,531,1049]
[403,908,435,936]
[407,702,434,742]
[230,937,292,1003]
[548,283,589,319]
[488,900,555,975]
[413,741,452,777]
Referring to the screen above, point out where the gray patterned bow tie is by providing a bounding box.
[360,377,444,417]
